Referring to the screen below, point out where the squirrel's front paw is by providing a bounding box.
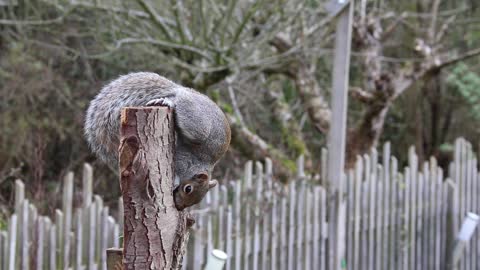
[186,216,195,228]
[146,98,175,108]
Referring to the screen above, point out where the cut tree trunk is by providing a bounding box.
[119,107,189,270]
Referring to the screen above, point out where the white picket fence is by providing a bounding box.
[0,138,479,270]
[0,164,122,270]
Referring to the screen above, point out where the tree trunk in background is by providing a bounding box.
[414,92,425,164]
[119,107,189,270]
[345,101,391,168]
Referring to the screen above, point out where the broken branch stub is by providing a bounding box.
[119,107,189,270]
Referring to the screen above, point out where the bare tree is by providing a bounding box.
[2,0,480,177]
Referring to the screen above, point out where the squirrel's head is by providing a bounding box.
[173,173,217,211]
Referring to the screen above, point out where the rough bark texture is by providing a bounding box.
[119,107,189,270]
[270,36,332,134]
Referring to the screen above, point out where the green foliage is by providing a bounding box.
[439,143,454,153]
[0,215,6,231]
[221,103,234,114]
[278,155,297,173]
[281,127,306,156]
[447,63,480,120]
[209,89,221,103]
[282,80,296,103]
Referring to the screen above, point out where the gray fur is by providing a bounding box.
[85,72,231,183]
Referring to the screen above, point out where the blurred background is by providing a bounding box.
[0,0,479,217]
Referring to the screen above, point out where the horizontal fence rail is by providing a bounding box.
[0,138,479,270]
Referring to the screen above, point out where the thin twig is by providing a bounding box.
[136,0,174,40]
[227,83,245,125]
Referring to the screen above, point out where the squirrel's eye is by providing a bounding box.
[184,184,193,194]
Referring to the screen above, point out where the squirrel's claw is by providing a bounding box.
[146,98,175,108]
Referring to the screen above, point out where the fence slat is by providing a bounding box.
[408,147,418,270]
[234,181,242,270]
[261,199,269,270]
[0,232,3,269]
[49,225,57,270]
[346,171,353,270]
[252,162,263,270]
[75,209,83,270]
[375,166,383,270]
[304,189,312,270]
[352,158,362,270]
[287,182,295,270]
[226,206,233,270]
[312,188,320,270]
[270,197,277,270]
[94,195,103,264]
[434,170,441,270]
[429,159,437,270]
[101,207,109,270]
[63,172,74,270]
[415,173,424,270]
[7,215,17,270]
[88,203,96,270]
[368,171,376,270]
[476,172,480,270]
[472,169,478,270]
[20,200,29,270]
[279,198,287,270]
[36,217,45,270]
[192,217,203,270]
[295,182,305,270]
[243,161,253,270]
[403,168,411,270]
[0,232,6,270]
[14,180,25,270]
[319,188,326,270]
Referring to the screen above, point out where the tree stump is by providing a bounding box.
[115,106,189,269]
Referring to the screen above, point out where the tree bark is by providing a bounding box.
[119,107,189,270]
[269,35,332,134]
[345,100,390,168]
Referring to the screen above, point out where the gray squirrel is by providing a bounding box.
[84,72,231,210]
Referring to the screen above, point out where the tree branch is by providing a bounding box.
[435,15,457,43]
[227,83,245,126]
[225,110,294,179]
[269,34,331,134]
[436,47,480,69]
[392,47,480,98]
[170,0,192,42]
[113,38,213,60]
[0,6,73,25]
[0,17,64,25]
[349,86,375,103]
[136,0,174,40]
[428,0,441,42]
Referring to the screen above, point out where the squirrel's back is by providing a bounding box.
[84,72,182,164]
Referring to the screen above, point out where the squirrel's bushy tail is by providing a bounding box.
[84,72,180,165]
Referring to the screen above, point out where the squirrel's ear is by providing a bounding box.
[208,180,218,189]
[194,173,209,182]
